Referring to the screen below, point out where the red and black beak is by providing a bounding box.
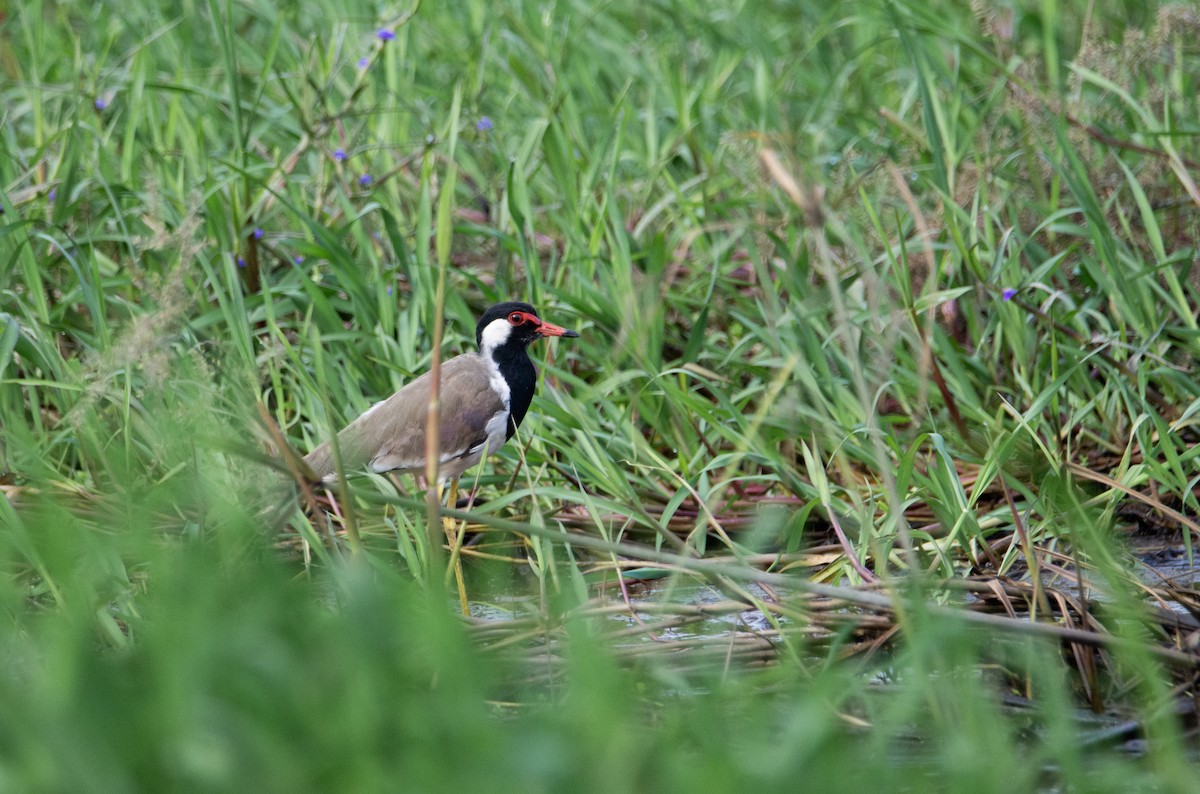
[535,320,580,338]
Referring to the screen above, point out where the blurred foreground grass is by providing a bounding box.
[2,0,1200,789]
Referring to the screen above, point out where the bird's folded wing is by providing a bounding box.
[371,359,506,472]
[304,356,508,480]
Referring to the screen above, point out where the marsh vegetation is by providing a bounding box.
[2,0,1199,789]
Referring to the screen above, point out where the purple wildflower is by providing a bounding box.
[253,227,264,240]
[294,255,304,265]
[476,116,493,132]
[358,56,369,68]
[377,29,395,41]
[95,97,107,110]
[236,256,247,268]
[1001,287,1017,302]
[334,148,347,161]
[359,174,372,186]
[48,189,56,202]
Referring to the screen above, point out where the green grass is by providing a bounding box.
[3,0,1200,789]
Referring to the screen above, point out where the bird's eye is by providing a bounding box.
[508,312,524,325]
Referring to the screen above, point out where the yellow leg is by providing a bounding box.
[443,477,459,526]
[442,477,470,617]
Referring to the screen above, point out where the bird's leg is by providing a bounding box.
[441,477,470,616]
[443,476,459,531]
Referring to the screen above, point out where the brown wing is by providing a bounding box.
[303,355,505,480]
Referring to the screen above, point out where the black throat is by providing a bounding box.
[490,344,538,439]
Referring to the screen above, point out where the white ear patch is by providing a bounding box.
[478,318,513,409]
[479,317,513,356]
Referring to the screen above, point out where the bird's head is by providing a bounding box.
[476,302,579,355]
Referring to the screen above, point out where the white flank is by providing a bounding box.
[480,407,509,448]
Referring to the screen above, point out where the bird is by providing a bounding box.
[303,301,579,492]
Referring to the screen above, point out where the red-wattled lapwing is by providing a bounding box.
[303,301,579,505]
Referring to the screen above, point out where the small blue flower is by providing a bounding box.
[377,29,395,41]
[359,174,372,186]
[387,285,394,296]
[236,256,247,268]
[476,116,493,132]
[1001,287,1017,301]
[48,189,56,202]
[253,227,264,240]
[95,97,107,110]
[358,56,369,68]
[294,255,304,265]
[334,148,347,161]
